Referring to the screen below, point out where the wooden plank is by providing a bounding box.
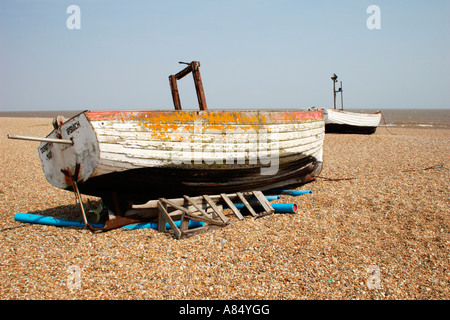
[220,193,244,220]
[157,201,167,233]
[203,195,229,224]
[159,197,227,237]
[252,191,274,214]
[191,61,208,111]
[169,75,182,110]
[159,198,190,214]
[179,212,190,233]
[180,225,222,239]
[183,195,211,218]
[157,200,181,239]
[161,197,221,220]
[184,211,226,226]
[236,192,258,217]
[255,211,275,219]
[126,203,220,219]
[158,198,225,238]
[133,192,256,209]
[175,64,193,80]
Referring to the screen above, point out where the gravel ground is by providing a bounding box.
[0,117,448,300]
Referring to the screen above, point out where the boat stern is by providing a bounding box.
[39,112,100,190]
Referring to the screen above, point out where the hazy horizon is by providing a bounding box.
[1,1,449,111]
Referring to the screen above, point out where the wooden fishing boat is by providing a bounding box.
[29,109,324,210]
[7,63,324,232]
[326,73,381,134]
[323,108,381,134]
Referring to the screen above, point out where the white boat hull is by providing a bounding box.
[38,110,324,206]
[323,108,381,134]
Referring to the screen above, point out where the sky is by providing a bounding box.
[0,0,449,111]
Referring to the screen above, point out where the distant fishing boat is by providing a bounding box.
[323,108,382,134]
[324,73,381,134]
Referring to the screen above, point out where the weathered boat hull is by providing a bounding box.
[323,108,381,134]
[77,155,322,208]
[38,110,324,208]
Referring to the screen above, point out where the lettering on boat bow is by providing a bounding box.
[66,121,81,135]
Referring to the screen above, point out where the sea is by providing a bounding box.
[0,108,449,129]
[350,108,450,129]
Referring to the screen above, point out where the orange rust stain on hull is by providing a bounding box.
[85,110,323,141]
[85,110,323,125]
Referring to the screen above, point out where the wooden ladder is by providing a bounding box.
[235,191,275,219]
[156,191,274,239]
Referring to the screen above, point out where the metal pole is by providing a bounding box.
[333,80,336,109]
[340,81,344,110]
[7,134,74,145]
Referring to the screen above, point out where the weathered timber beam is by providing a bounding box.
[132,192,256,209]
[202,195,229,224]
[191,61,208,111]
[220,193,244,220]
[169,75,182,110]
[236,192,258,217]
[157,200,181,239]
[175,64,193,80]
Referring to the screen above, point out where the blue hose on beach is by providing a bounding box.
[268,190,312,196]
[248,195,280,202]
[14,212,203,230]
[234,202,298,214]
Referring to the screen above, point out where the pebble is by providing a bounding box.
[0,118,449,299]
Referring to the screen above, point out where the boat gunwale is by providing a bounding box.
[84,109,324,124]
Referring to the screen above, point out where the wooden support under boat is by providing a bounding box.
[61,163,142,232]
[219,193,244,220]
[132,191,264,210]
[154,191,274,239]
[236,192,258,217]
[49,188,276,236]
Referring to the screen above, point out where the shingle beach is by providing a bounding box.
[0,117,448,299]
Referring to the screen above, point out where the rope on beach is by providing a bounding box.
[400,164,448,172]
[317,176,356,182]
[317,163,447,182]
[0,224,30,233]
[380,111,397,135]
